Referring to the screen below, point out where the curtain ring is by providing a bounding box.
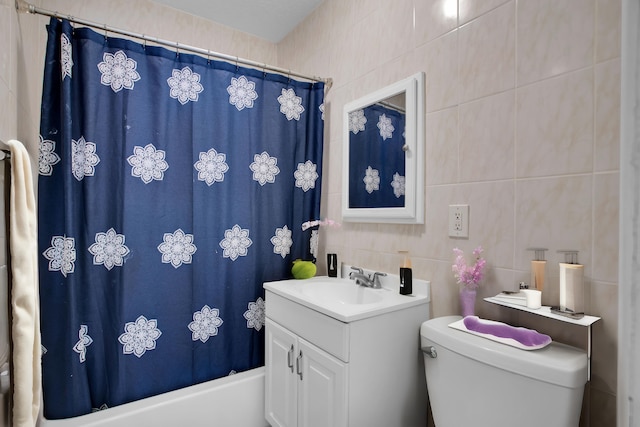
[235,56,239,72]
[207,50,211,64]
[175,42,179,58]
[262,63,267,77]
[287,70,291,84]
[103,24,108,43]
[142,35,146,50]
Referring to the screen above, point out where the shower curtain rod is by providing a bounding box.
[15,0,333,88]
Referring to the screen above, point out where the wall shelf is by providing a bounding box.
[484,297,600,326]
[484,296,601,381]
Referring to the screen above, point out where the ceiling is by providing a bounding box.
[151,0,324,43]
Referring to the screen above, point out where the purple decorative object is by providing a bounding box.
[459,288,476,317]
[463,316,551,347]
[452,246,486,290]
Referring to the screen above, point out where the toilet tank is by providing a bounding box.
[420,316,587,427]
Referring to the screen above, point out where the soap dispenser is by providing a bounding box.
[552,250,584,318]
[527,247,547,291]
[327,253,338,277]
[399,250,412,295]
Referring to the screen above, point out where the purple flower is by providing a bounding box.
[452,246,486,290]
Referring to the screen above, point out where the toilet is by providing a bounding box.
[420,316,588,427]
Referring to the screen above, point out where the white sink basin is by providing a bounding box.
[263,275,430,322]
[300,280,384,305]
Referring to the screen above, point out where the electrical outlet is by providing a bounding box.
[448,205,469,238]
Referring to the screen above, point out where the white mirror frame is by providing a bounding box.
[342,72,425,224]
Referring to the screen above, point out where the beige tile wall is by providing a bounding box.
[0,0,620,425]
[277,0,620,425]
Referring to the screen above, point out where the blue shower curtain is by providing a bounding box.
[37,18,324,419]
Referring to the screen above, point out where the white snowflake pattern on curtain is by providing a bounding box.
[293,161,318,192]
[227,76,258,111]
[349,109,367,134]
[391,173,405,198]
[118,315,162,358]
[97,50,141,92]
[277,88,304,120]
[219,225,252,261]
[310,230,318,259]
[43,235,76,277]
[250,151,280,185]
[243,297,265,331]
[167,66,204,105]
[61,33,73,80]
[127,143,169,184]
[194,148,228,186]
[91,404,109,413]
[71,136,100,181]
[363,166,380,193]
[188,305,223,343]
[319,103,325,120]
[157,229,197,268]
[39,135,61,176]
[72,325,93,363]
[377,113,395,140]
[271,226,292,258]
[88,228,130,270]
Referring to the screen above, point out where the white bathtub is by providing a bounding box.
[37,367,268,427]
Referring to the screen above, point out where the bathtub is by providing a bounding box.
[37,367,268,427]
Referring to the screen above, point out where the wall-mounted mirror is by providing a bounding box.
[342,72,425,223]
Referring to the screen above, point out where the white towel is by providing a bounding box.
[7,140,41,427]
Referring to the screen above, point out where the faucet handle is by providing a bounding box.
[350,266,364,276]
[372,272,387,288]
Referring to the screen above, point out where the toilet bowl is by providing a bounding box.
[420,316,587,427]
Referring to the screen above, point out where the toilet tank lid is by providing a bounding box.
[420,316,588,388]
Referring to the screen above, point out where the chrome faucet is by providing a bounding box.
[349,267,387,289]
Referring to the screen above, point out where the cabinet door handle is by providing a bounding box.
[287,344,294,373]
[296,350,303,380]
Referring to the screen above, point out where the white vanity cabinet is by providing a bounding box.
[264,280,429,427]
[265,319,347,427]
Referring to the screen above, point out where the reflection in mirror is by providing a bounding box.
[348,93,406,209]
[342,72,424,224]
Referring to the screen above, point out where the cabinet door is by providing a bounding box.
[265,319,298,427]
[297,339,348,427]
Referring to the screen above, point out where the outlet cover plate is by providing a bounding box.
[448,204,469,238]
